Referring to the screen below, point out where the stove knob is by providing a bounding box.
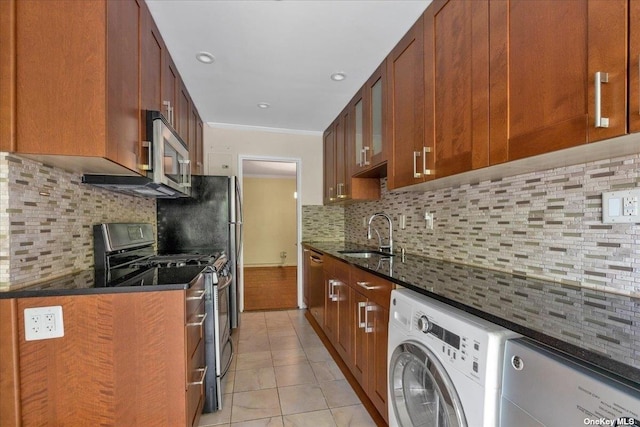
[417,315,431,334]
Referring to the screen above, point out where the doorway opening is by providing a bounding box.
[238,157,300,312]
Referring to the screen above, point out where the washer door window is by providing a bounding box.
[390,342,467,427]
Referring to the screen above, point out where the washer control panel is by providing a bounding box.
[413,309,484,382]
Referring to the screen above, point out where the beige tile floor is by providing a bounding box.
[198,310,377,427]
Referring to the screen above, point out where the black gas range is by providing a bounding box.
[93,223,228,288]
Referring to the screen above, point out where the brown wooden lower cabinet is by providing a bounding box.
[0,299,21,426]
[0,283,205,427]
[350,268,392,423]
[319,256,392,423]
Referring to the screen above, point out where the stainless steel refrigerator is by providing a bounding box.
[157,175,242,330]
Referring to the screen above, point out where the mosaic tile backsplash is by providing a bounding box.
[302,205,345,242]
[344,154,640,296]
[0,153,156,290]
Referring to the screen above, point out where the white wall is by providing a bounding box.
[203,125,323,206]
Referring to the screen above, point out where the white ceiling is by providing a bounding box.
[146,0,431,134]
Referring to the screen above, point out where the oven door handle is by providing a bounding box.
[216,274,233,292]
[186,289,206,301]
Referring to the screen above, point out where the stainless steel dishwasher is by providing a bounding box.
[305,249,325,325]
[500,338,640,426]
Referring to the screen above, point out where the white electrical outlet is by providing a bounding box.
[623,196,638,216]
[24,306,64,341]
[602,189,640,223]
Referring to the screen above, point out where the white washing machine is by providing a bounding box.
[388,288,520,427]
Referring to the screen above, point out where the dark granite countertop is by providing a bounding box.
[304,241,640,387]
[0,265,205,299]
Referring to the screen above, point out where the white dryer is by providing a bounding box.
[388,288,520,427]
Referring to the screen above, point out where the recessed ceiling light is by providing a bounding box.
[196,51,215,64]
[257,102,271,109]
[330,72,346,81]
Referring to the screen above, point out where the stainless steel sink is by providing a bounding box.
[338,250,394,258]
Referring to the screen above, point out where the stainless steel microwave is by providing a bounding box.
[143,110,191,196]
[82,110,191,198]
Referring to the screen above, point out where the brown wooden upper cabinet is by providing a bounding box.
[335,111,349,201]
[386,16,427,190]
[631,0,640,134]
[426,0,492,178]
[327,0,635,194]
[324,112,350,202]
[0,0,205,178]
[352,62,388,176]
[323,108,380,205]
[177,79,191,141]
[141,0,164,116]
[142,3,202,173]
[489,0,629,161]
[2,0,143,173]
[190,103,205,175]
[196,117,205,174]
[162,53,180,130]
[350,89,366,177]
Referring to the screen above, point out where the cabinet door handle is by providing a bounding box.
[187,366,208,386]
[359,148,365,167]
[358,301,367,328]
[413,151,422,178]
[423,147,433,176]
[328,279,338,301]
[363,146,371,166]
[337,183,347,199]
[186,289,206,301]
[310,256,323,264]
[162,100,172,125]
[594,71,609,128]
[356,281,375,291]
[187,312,207,327]
[364,304,374,333]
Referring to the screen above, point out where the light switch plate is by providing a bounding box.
[602,189,640,223]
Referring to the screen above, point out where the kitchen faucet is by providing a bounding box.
[367,212,393,254]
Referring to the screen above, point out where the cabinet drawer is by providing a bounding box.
[186,299,205,361]
[351,268,393,309]
[186,274,206,315]
[325,255,350,282]
[186,338,206,427]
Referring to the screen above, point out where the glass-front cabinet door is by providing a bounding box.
[350,89,367,176]
[389,343,467,427]
[366,61,387,170]
[355,98,364,168]
[370,76,383,160]
[351,61,388,177]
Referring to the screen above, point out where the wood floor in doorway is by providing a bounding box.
[244,266,298,311]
